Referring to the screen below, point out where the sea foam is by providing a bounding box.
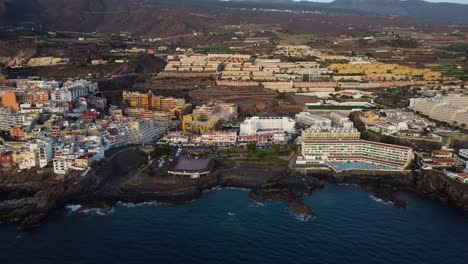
[369,195,394,206]
[116,201,159,208]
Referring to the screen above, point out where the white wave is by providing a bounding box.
[203,186,222,193]
[227,212,236,216]
[116,201,159,208]
[224,187,250,192]
[293,213,316,223]
[369,195,394,206]
[65,204,82,213]
[79,207,114,216]
[250,201,265,208]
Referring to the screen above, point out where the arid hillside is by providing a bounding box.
[0,0,461,38]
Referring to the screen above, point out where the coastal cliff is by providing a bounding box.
[412,170,468,209]
[2,149,468,229]
[310,168,468,209]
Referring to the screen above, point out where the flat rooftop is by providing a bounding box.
[171,158,214,172]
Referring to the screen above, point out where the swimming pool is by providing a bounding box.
[327,162,393,172]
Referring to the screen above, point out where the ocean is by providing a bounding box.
[1,183,468,264]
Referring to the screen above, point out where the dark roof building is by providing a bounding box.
[168,158,215,178]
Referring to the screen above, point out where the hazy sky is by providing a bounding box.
[306,0,468,3]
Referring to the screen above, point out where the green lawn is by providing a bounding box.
[441,136,451,146]
[219,147,292,162]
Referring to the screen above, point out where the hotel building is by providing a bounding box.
[297,113,413,170]
[299,139,413,170]
[240,116,296,136]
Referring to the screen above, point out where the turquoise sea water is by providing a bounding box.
[1,184,468,264]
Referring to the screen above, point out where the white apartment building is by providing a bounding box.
[459,149,468,160]
[0,111,25,132]
[410,96,468,127]
[240,117,296,136]
[300,139,413,170]
[51,80,98,102]
[329,112,354,129]
[29,140,53,168]
[124,119,167,145]
[295,112,332,128]
[458,149,468,173]
[53,156,76,174]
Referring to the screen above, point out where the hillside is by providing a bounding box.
[0,0,465,38]
[329,0,468,23]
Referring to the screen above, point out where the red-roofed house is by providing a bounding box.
[432,150,453,159]
[0,152,13,167]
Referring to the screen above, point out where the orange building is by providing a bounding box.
[1,90,20,112]
[11,127,25,141]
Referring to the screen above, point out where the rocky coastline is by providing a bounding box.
[1,149,468,230]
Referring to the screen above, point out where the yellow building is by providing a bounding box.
[75,154,94,168]
[182,115,220,134]
[122,91,192,118]
[12,150,37,170]
[329,63,440,80]
[361,110,381,125]
[302,128,361,140]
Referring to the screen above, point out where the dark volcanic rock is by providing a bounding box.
[250,171,324,219]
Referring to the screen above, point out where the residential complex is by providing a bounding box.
[410,95,468,127]
[362,109,436,135]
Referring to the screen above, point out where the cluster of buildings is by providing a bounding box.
[329,63,441,81]
[160,53,251,77]
[220,59,327,82]
[159,50,452,97]
[272,45,347,61]
[159,116,297,146]
[1,79,98,115]
[0,112,169,174]
[181,102,238,134]
[0,80,175,175]
[296,111,413,171]
[361,109,436,136]
[419,150,463,170]
[410,95,468,127]
[416,149,468,184]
